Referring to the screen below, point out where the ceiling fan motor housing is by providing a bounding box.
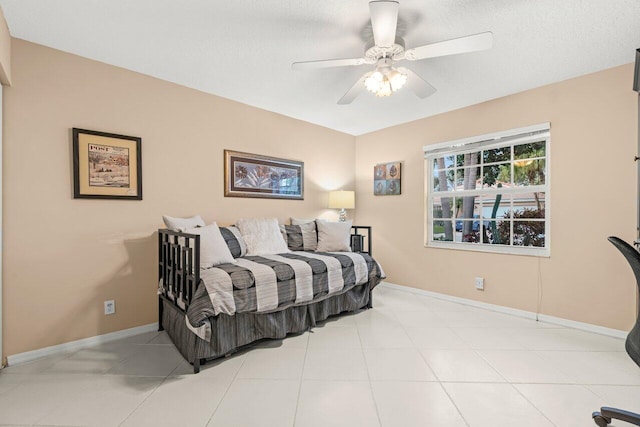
[364,36,405,62]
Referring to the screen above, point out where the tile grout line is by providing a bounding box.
[393,299,448,385]
[407,309,472,427]
[115,374,169,427]
[291,330,311,427]
[203,353,250,427]
[116,336,181,427]
[403,329,442,384]
[509,382,560,427]
[115,332,211,427]
[29,368,117,427]
[355,312,384,427]
[466,347,511,384]
[437,382,472,427]
[399,291,569,425]
[441,308,561,426]
[368,299,503,426]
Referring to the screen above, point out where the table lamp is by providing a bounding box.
[328,190,355,222]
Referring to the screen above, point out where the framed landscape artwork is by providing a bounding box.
[374,161,401,195]
[224,150,304,200]
[72,128,142,200]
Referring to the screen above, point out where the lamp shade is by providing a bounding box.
[328,190,355,209]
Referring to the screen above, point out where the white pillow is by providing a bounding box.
[291,217,315,225]
[236,218,290,255]
[163,215,205,232]
[184,223,236,269]
[316,220,352,252]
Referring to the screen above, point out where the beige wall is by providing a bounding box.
[356,63,638,331]
[3,37,638,362]
[2,39,355,360]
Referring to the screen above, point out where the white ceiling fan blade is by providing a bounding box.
[398,67,437,99]
[369,0,399,48]
[404,31,493,61]
[292,57,366,70]
[338,73,370,105]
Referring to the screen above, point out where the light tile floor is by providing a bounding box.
[1,284,638,426]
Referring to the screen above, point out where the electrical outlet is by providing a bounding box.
[104,300,115,315]
[475,277,484,291]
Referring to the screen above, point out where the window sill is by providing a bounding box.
[426,241,550,257]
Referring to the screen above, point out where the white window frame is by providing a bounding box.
[424,123,551,257]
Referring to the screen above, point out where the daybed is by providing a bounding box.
[157,217,384,373]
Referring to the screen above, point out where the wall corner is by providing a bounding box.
[0,6,11,86]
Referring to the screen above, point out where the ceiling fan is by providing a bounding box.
[292,0,493,104]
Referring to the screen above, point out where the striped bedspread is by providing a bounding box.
[185,251,384,340]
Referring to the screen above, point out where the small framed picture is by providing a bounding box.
[224,150,304,200]
[72,128,142,200]
[374,161,401,195]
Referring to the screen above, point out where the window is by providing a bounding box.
[424,124,550,256]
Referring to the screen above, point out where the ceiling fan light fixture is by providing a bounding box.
[376,79,393,97]
[364,65,407,97]
[364,71,384,93]
[388,68,407,91]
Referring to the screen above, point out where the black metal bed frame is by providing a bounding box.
[157,229,201,327]
[157,225,373,372]
[351,225,372,255]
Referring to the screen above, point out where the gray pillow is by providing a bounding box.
[280,223,318,251]
[219,226,247,258]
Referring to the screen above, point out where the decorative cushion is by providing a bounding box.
[279,223,318,251]
[236,218,290,256]
[219,226,247,258]
[162,214,205,232]
[184,223,236,269]
[316,220,352,252]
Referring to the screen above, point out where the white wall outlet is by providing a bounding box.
[475,277,484,291]
[104,300,115,315]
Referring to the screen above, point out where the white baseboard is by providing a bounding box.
[533,313,627,339]
[7,323,159,367]
[379,282,627,339]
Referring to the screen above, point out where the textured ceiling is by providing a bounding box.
[1,0,640,135]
